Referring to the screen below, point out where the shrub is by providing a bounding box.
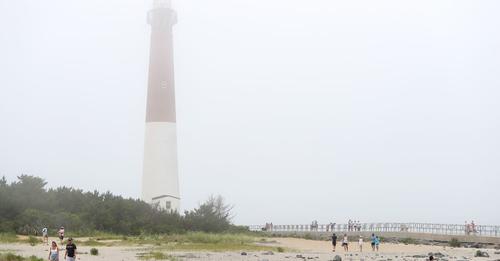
[474,250,489,257]
[449,238,460,247]
[27,236,39,246]
[276,247,285,253]
[90,248,99,256]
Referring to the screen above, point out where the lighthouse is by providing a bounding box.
[142,0,180,212]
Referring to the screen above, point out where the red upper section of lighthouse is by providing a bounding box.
[145,7,177,123]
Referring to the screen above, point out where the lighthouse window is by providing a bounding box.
[161,81,168,89]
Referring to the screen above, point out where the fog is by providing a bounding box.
[1,0,499,225]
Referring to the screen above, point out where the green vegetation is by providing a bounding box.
[276,246,285,252]
[0,253,43,261]
[27,237,40,247]
[90,248,99,256]
[0,234,44,245]
[449,238,461,247]
[139,233,275,252]
[137,251,177,260]
[0,175,240,236]
[400,237,418,245]
[79,232,274,251]
[0,234,18,243]
[0,176,279,252]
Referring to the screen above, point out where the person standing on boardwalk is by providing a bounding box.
[48,241,59,261]
[64,238,77,261]
[331,233,337,252]
[342,234,349,251]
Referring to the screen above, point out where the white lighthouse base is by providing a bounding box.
[142,122,180,212]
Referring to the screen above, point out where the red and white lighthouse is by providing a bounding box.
[142,0,180,212]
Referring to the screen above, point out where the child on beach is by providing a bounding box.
[375,236,380,251]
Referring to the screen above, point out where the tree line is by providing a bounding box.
[0,175,243,235]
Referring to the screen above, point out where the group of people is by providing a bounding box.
[465,220,477,235]
[326,222,336,232]
[331,233,380,252]
[310,220,319,231]
[348,219,362,231]
[263,222,274,231]
[41,226,77,261]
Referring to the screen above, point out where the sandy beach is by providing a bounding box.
[1,237,499,261]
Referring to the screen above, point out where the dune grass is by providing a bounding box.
[0,234,42,246]
[0,234,18,244]
[136,251,178,260]
[0,253,44,261]
[0,232,286,252]
[127,232,277,251]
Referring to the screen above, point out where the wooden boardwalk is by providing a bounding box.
[249,222,500,243]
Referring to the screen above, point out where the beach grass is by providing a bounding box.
[0,234,19,244]
[128,232,277,252]
[0,253,44,261]
[0,234,42,246]
[0,232,285,252]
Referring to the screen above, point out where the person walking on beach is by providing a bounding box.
[42,227,48,245]
[371,233,376,251]
[358,236,363,252]
[375,236,380,251]
[342,234,349,251]
[331,233,337,252]
[48,241,59,261]
[58,227,65,244]
[64,238,77,261]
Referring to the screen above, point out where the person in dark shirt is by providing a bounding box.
[331,233,338,252]
[64,238,77,261]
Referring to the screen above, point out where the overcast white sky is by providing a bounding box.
[1,0,499,225]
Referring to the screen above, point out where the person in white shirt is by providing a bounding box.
[342,234,349,251]
[358,236,363,252]
[42,227,48,245]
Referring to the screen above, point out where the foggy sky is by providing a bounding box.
[0,0,499,225]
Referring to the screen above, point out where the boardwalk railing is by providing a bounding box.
[249,223,500,238]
